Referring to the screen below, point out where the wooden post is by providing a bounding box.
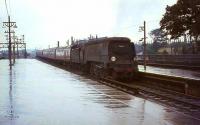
[143,21,147,70]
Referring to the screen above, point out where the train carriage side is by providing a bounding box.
[70,45,81,63]
[41,48,56,60]
[55,47,70,64]
[36,50,43,58]
[70,44,83,69]
[37,47,70,63]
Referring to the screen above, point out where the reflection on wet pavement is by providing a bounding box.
[139,65,200,80]
[0,59,199,125]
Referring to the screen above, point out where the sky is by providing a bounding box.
[0,0,177,49]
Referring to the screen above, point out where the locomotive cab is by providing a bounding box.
[108,39,138,79]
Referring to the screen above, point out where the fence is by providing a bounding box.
[135,38,200,55]
[137,54,200,69]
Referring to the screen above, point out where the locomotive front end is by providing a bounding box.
[108,38,138,79]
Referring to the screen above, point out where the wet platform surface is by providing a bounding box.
[139,65,200,80]
[0,59,200,125]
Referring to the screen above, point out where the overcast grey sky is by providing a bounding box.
[0,0,177,49]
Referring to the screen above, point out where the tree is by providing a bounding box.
[160,0,200,38]
[149,28,168,42]
[149,28,168,53]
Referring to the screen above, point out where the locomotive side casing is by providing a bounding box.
[83,40,109,67]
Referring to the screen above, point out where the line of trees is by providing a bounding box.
[159,0,200,53]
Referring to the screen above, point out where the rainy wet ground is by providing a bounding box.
[0,59,200,125]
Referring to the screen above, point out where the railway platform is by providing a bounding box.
[139,65,200,80]
[0,59,200,125]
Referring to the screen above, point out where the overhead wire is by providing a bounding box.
[4,0,10,16]
[113,20,161,35]
[9,0,12,16]
[111,20,162,42]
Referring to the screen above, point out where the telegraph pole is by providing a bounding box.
[3,16,17,69]
[71,36,74,45]
[16,37,19,58]
[2,19,27,62]
[143,21,147,70]
[24,43,27,58]
[13,43,15,63]
[13,33,16,64]
[57,41,60,48]
[22,35,27,58]
[8,16,12,69]
[139,21,147,70]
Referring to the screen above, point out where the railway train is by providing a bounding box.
[36,37,138,79]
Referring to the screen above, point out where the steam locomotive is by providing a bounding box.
[36,37,138,79]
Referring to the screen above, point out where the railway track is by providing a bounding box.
[139,72,200,96]
[38,59,200,117]
[138,62,200,70]
[99,77,200,118]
